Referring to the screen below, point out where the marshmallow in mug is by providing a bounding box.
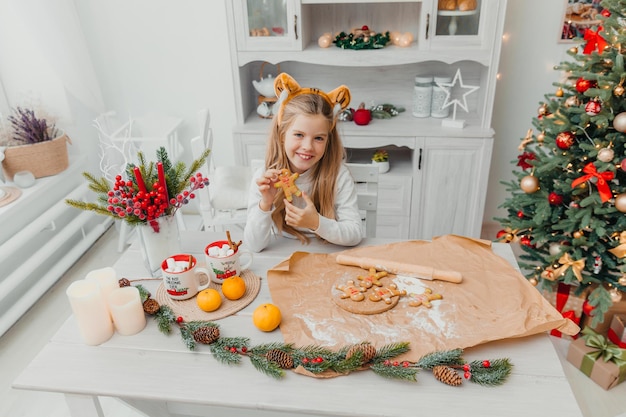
[207,244,235,258]
[165,257,193,273]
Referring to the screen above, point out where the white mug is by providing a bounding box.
[161,254,210,300]
[205,240,253,284]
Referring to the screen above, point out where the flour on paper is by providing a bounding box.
[393,275,459,340]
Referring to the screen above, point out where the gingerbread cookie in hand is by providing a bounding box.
[274,168,302,202]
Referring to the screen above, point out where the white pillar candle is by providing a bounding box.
[85,267,118,308]
[107,287,146,336]
[66,280,114,345]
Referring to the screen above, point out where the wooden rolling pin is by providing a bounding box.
[335,254,463,283]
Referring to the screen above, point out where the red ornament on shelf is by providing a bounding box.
[576,77,595,93]
[548,192,563,205]
[585,100,601,116]
[555,131,575,150]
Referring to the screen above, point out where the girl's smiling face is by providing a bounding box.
[283,113,329,174]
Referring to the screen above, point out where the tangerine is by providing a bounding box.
[221,276,246,300]
[196,288,222,312]
[252,303,282,332]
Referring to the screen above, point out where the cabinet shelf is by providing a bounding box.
[237,44,492,67]
[239,110,492,139]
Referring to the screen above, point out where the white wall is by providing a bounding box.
[0,0,575,233]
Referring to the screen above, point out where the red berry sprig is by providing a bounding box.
[169,172,209,210]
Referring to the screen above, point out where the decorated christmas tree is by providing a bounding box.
[497,0,626,326]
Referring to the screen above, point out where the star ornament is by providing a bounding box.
[436,68,480,120]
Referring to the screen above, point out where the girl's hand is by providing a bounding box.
[256,169,281,212]
[284,192,319,230]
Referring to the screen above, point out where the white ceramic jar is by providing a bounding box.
[431,76,452,118]
[412,75,433,118]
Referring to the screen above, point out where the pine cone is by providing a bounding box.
[265,349,294,369]
[432,365,462,386]
[118,278,131,287]
[192,326,220,345]
[345,343,377,364]
[143,298,161,315]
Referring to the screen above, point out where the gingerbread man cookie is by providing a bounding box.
[368,284,406,304]
[274,168,302,202]
[357,268,387,289]
[336,280,365,302]
[408,288,443,308]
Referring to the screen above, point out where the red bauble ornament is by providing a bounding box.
[601,9,611,17]
[517,210,524,218]
[585,100,601,116]
[555,131,575,149]
[548,192,563,205]
[352,105,372,126]
[520,236,532,247]
[576,77,595,93]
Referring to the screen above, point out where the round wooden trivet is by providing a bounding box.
[155,270,261,321]
[331,275,400,315]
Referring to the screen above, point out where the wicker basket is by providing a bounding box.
[1,132,71,180]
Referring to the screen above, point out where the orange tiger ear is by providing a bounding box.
[273,72,352,122]
[274,73,301,99]
[326,85,351,111]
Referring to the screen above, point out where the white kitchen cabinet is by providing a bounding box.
[411,136,492,239]
[225,0,507,239]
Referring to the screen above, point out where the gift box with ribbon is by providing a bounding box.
[542,282,584,338]
[608,314,626,348]
[581,294,626,334]
[566,327,626,390]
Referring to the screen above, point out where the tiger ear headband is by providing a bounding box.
[273,72,351,124]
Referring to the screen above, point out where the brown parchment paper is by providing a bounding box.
[267,234,579,362]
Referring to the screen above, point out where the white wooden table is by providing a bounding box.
[14,231,584,417]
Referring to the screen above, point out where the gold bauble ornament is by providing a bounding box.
[569,46,578,54]
[529,277,538,286]
[615,193,626,212]
[520,175,539,193]
[613,112,626,133]
[615,85,625,96]
[556,88,564,97]
[536,132,545,143]
[573,231,584,239]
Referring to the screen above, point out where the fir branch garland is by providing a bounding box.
[126,283,513,386]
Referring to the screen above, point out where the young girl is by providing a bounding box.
[243,73,363,252]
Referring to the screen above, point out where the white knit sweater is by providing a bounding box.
[243,164,363,252]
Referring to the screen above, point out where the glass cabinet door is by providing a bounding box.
[426,0,497,48]
[233,0,301,51]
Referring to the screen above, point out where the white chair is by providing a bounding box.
[190,128,253,231]
[94,111,185,251]
[346,163,379,238]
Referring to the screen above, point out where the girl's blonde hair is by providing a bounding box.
[265,93,346,243]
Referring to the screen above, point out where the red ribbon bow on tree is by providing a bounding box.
[571,162,615,202]
[583,26,607,54]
